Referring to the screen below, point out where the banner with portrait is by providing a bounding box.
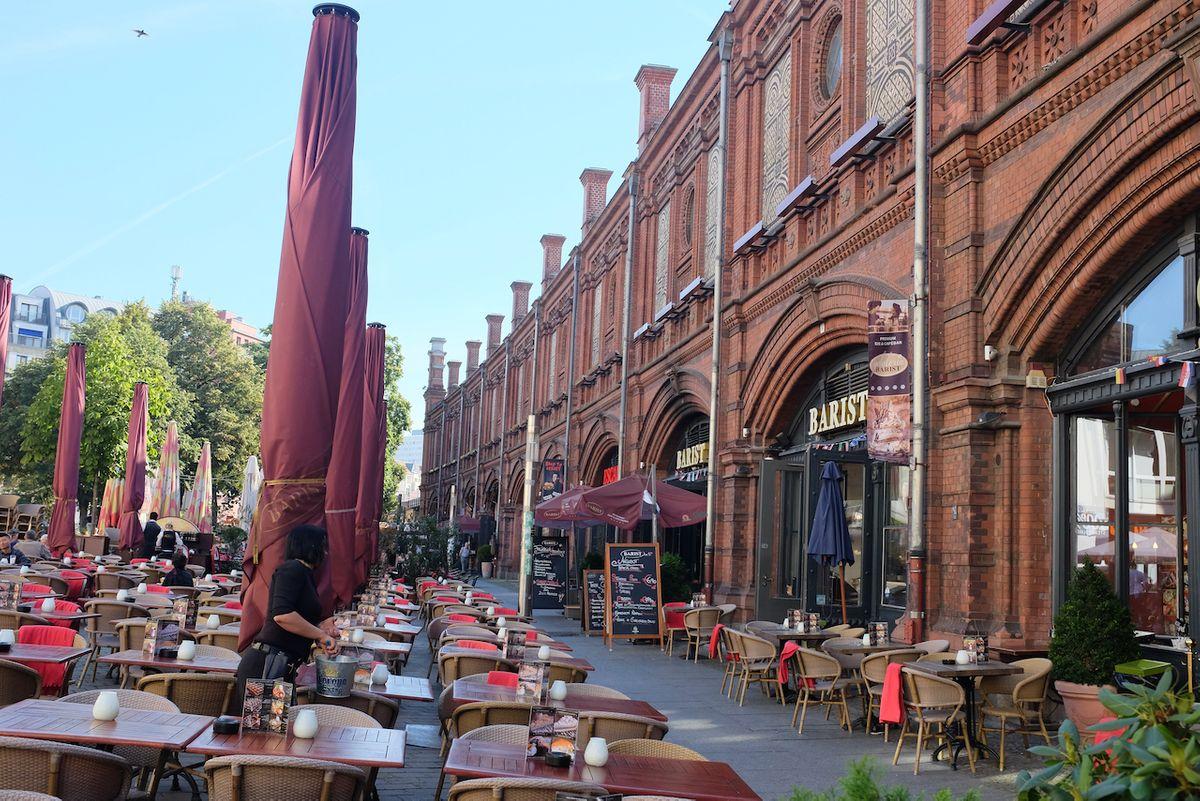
[539,458,565,502]
[866,299,912,464]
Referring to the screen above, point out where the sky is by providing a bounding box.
[0,1,724,430]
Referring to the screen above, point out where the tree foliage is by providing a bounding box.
[1048,559,1140,687]
[0,356,59,501]
[381,334,412,521]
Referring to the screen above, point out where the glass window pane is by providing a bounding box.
[1071,256,1184,373]
[881,464,910,607]
[776,468,804,598]
[1073,416,1117,585]
[832,463,864,608]
[1128,420,1179,634]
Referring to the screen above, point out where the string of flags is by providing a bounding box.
[1114,354,1196,388]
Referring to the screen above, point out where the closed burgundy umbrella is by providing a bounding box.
[116,382,148,552]
[0,275,11,407]
[241,3,359,651]
[48,343,86,556]
[575,473,706,530]
[355,323,387,584]
[320,227,369,612]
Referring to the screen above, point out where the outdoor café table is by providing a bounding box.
[340,639,412,658]
[18,589,59,601]
[444,739,760,801]
[381,622,421,638]
[3,643,91,664]
[296,664,435,702]
[17,605,101,627]
[99,648,241,675]
[448,679,665,721]
[0,698,213,752]
[907,660,1022,767]
[446,631,573,651]
[749,623,835,646]
[187,723,407,769]
[824,641,902,655]
[439,647,595,672]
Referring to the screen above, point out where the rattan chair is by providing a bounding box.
[717,626,743,698]
[93,572,138,593]
[859,649,923,741]
[204,754,366,801]
[434,724,528,800]
[448,777,608,801]
[81,600,150,682]
[790,647,856,734]
[979,657,1053,770]
[0,611,50,631]
[0,735,131,801]
[196,630,241,652]
[295,688,400,729]
[544,662,587,685]
[608,738,706,760]
[0,789,62,800]
[562,683,627,699]
[576,711,668,751]
[11,506,43,536]
[0,495,19,531]
[196,607,241,626]
[438,651,515,685]
[287,704,382,797]
[60,688,180,793]
[732,630,778,706]
[839,627,866,639]
[892,667,975,775]
[682,607,722,662]
[914,639,950,655]
[716,603,737,621]
[451,702,539,740]
[136,672,238,794]
[0,659,41,706]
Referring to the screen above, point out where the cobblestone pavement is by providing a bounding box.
[125,578,1034,799]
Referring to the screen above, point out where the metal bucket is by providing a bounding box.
[314,654,358,698]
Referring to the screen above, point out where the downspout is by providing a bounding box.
[436,410,447,522]
[617,174,639,475]
[564,252,580,488]
[473,364,484,516]
[454,386,465,512]
[703,29,733,604]
[497,341,511,568]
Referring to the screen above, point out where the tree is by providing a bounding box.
[152,300,265,503]
[382,334,412,521]
[0,356,59,502]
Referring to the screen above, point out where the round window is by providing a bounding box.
[822,20,843,100]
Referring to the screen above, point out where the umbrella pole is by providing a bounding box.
[839,563,848,624]
[650,466,659,544]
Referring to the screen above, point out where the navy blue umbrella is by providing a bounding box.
[808,461,854,623]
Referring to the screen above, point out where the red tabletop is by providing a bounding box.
[450,680,666,721]
[295,664,435,702]
[187,725,407,769]
[0,699,214,750]
[444,739,760,801]
[2,643,91,664]
[99,649,240,674]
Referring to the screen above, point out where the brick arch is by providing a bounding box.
[980,62,1200,358]
[577,417,619,486]
[638,371,710,469]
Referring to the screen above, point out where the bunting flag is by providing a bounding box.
[1179,361,1195,389]
[1149,355,1169,367]
[1114,367,1126,385]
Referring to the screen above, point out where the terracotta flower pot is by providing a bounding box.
[480,561,494,579]
[1054,679,1112,741]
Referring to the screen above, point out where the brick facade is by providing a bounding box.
[422,0,1200,649]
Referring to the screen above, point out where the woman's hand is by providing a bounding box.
[319,617,342,640]
[319,635,339,655]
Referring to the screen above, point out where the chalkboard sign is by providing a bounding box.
[583,570,606,634]
[531,533,568,610]
[604,543,662,642]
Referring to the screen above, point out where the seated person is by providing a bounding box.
[0,533,30,566]
[161,551,195,588]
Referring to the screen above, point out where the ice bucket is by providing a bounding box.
[314,654,358,698]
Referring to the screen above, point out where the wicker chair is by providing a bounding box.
[11,506,43,536]
[295,688,400,729]
[914,639,950,655]
[0,789,62,800]
[544,662,587,685]
[0,611,50,631]
[893,667,975,775]
[790,647,856,734]
[660,602,687,655]
[448,777,608,801]
[196,608,241,627]
[682,607,722,662]
[979,657,1053,770]
[434,724,528,800]
[839,627,866,639]
[438,651,515,685]
[717,626,744,698]
[0,735,131,801]
[608,738,705,760]
[287,705,382,797]
[204,755,365,801]
[0,495,18,531]
[136,672,238,794]
[732,630,778,706]
[859,649,923,741]
[0,659,41,706]
[451,702,539,740]
[576,711,668,751]
[81,600,150,682]
[716,603,737,621]
[562,683,627,700]
[93,572,138,593]
[196,630,241,652]
[60,688,180,793]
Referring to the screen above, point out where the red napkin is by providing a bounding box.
[487,670,518,688]
[493,607,519,616]
[446,614,476,623]
[454,640,499,652]
[222,600,243,610]
[777,641,800,684]
[146,584,171,594]
[879,662,904,724]
[525,631,537,643]
[708,623,725,659]
[46,600,81,629]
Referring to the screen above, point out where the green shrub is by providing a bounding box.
[580,551,603,571]
[659,552,693,603]
[786,757,980,801]
[477,543,493,563]
[1047,559,1139,686]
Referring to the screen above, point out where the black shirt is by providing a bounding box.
[255,559,322,661]
[141,520,162,558]
[162,568,194,588]
[0,546,29,567]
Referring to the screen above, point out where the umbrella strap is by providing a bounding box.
[325,507,355,514]
[252,477,327,563]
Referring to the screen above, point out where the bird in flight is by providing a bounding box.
[132,28,149,37]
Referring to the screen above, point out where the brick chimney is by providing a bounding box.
[485,314,504,358]
[424,337,446,410]
[540,234,566,284]
[511,281,533,327]
[634,64,677,152]
[580,168,613,227]
[465,340,482,375]
[447,360,462,390]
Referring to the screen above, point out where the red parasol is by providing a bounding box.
[321,228,369,612]
[355,324,387,584]
[574,472,706,531]
[0,275,11,407]
[241,3,359,651]
[116,382,148,552]
[48,343,86,556]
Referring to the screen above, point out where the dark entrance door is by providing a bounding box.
[805,449,872,624]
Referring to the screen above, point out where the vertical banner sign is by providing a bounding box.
[539,458,565,502]
[866,299,912,464]
[531,532,567,609]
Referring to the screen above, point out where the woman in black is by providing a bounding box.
[161,552,194,588]
[234,525,339,705]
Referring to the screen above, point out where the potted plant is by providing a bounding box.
[1047,559,1139,737]
[477,543,494,578]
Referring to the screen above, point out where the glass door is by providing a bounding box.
[755,457,806,621]
[806,451,872,623]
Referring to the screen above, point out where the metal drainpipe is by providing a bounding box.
[496,341,511,569]
[454,384,465,511]
[909,0,931,642]
[473,364,485,516]
[617,174,639,475]
[703,29,733,605]
[436,413,447,522]
[564,252,580,488]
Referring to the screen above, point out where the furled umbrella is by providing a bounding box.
[48,343,86,556]
[151,421,181,518]
[322,228,369,611]
[239,455,263,533]
[241,4,359,651]
[355,323,387,587]
[184,441,213,533]
[808,461,855,624]
[0,275,11,408]
[117,382,149,552]
[97,478,119,531]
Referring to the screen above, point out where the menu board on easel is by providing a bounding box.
[603,543,662,644]
[531,533,567,610]
[582,570,605,635]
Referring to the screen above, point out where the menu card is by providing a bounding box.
[869,622,890,646]
[241,679,292,735]
[517,660,548,702]
[502,630,525,661]
[142,615,183,656]
[0,580,19,610]
[527,706,579,758]
[691,592,707,607]
[173,597,198,629]
[357,602,377,627]
[963,635,989,663]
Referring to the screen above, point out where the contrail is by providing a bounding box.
[29,135,290,285]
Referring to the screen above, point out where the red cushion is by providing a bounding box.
[446,614,476,623]
[455,640,499,652]
[487,670,519,688]
[58,570,87,601]
[434,596,460,604]
[21,584,52,597]
[17,625,75,695]
[222,600,242,610]
[146,584,171,594]
[47,600,81,629]
[525,631,537,643]
[492,607,518,616]
[131,558,149,565]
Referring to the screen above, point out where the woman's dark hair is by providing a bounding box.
[172,552,187,571]
[286,525,328,566]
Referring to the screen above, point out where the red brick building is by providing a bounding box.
[422,0,1200,662]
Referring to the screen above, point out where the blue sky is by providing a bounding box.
[0,1,723,425]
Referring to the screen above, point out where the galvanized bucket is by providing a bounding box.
[314,654,358,698]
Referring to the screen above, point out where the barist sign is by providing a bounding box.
[675,442,709,470]
[808,389,868,436]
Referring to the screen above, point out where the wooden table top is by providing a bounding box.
[444,739,760,801]
[1,643,91,664]
[19,590,60,601]
[340,639,411,657]
[295,665,435,702]
[0,699,214,750]
[17,606,102,623]
[450,680,666,721]
[99,648,240,674]
[444,632,572,651]
[908,661,1023,679]
[747,623,834,642]
[439,647,594,672]
[187,724,407,769]
[381,622,421,638]
[826,642,904,655]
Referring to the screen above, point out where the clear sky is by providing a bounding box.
[0,1,723,428]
